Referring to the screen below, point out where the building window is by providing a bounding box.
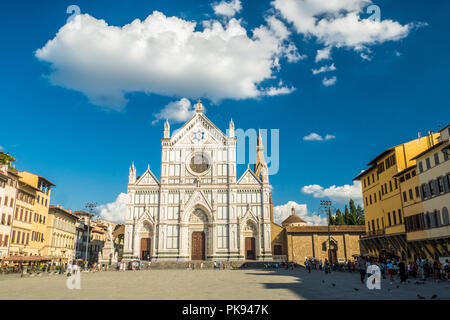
[389,181,393,192]
[393,211,397,225]
[398,209,402,224]
[415,186,420,198]
[409,189,413,201]
[369,195,372,205]
[434,153,440,165]
[217,225,229,249]
[388,212,392,226]
[403,191,407,202]
[429,181,435,197]
[167,226,179,249]
[426,158,431,169]
[442,207,449,225]
[418,161,423,173]
[438,177,444,193]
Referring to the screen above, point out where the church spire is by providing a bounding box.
[255,129,268,182]
[164,119,170,139]
[228,118,235,138]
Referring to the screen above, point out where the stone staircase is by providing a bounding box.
[145,261,268,270]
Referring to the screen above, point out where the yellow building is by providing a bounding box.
[0,163,19,258]
[407,125,450,261]
[354,131,440,260]
[394,164,429,261]
[44,205,78,264]
[18,172,54,256]
[9,181,37,257]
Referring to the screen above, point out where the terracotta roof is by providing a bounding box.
[282,214,306,225]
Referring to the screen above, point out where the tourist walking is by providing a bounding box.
[358,258,366,283]
[444,259,450,281]
[433,260,441,283]
[398,261,407,284]
[386,260,394,284]
[319,260,322,271]
[219,261,222,270]
[214,261,217,270]
[324,259,330,275]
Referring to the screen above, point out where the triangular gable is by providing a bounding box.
[184,189,213,213]
[240,207,259,225]
[135,167,160,186]
[237,168,261,185]
[137,209,155,224]
[170,113,227,146]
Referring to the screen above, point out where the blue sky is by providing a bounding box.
[1,0,449,224]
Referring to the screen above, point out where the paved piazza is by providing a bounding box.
[0,268,449,300]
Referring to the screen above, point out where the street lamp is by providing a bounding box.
[85,202,97,270]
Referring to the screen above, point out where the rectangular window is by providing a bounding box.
[1,214,5,225]
[418,161,423,173]
[398,209,402,224]
[393,211,397,225]
[217,225,229,249]
[443,149,449,161]
[374,193,377,203]
[409,189,413,201]
[403,192,407,202]
[415,186,420,198]
[434,153,440,165]
[217,206,228,220]
[389,181,393,192]
[388,212,392,226]
[426,158,431,169]
[369,195,372,205]
[429,181,435,196]
[167,225,179,249]
[438,177,444,193]
[4,196,8,206]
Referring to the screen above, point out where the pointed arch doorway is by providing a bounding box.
[189,208,209,261]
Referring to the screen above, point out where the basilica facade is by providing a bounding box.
[123,101,273,262]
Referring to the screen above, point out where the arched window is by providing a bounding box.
[442,207,449,225]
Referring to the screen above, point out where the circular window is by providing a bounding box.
[189,153,210,174]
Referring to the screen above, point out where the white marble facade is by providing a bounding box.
[123,101,272,262]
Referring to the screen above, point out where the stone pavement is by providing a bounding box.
[0,267,449,300]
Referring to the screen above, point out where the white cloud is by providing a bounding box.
[303,132,323,141]
[264,85,296,96]
[35,11,299,110]
[312,63,336,75]
[97,193,127,223]
[303,132,336,141]
[152,98,196,125]
[322,76,337,86]
[272,0,415,52]
[0,146,3,151]
[213,0,242,17]
[273,201,327,225]
[301,181,363,203]
[315,46,332,62]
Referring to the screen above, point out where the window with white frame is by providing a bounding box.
[168,164,180,176]
[167,206,180,220]
[167,225,179,249]
[168,192,180,204]
[217,225,229,249]
[217,164,228,176]
[217,206,228,219]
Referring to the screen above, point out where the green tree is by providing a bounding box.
[344,205,350,224]
[356,204,365,225]
[335,209,346,225]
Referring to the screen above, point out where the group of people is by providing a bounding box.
[304,258,335,274]
[357,257,450,285]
